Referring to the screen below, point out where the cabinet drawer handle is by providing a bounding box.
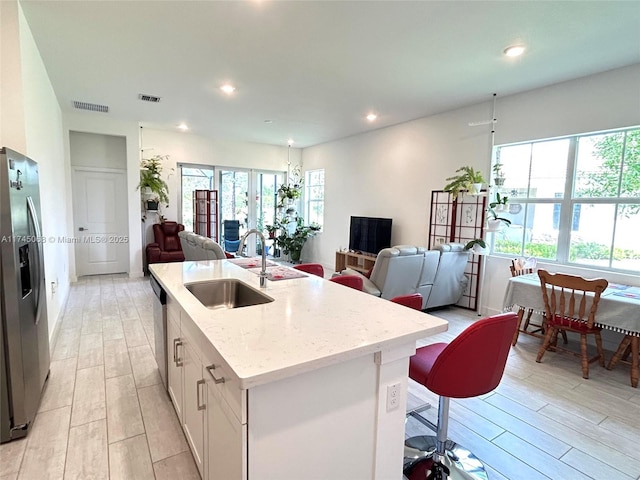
[206,364,225,384]
[197,379,206,411]
[173,338,183,366]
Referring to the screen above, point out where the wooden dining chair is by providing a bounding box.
[510,259,538,345]
[536,269,608,379]
[606,334,639,388]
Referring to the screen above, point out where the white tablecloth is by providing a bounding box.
[503,273,640,336]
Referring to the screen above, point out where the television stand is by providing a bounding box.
[335,250,377,274]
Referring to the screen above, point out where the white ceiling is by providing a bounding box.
[20,1,640,148]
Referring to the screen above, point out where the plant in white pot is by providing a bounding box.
[486,207,511,232]
[489,192,509,212]
[137,155,170,210]
[464,238,488,254]
[443,166,486,200]
[492,163,506,186]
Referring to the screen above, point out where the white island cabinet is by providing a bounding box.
[151,260,447,480]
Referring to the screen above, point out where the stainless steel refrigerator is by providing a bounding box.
[1,147,50,443]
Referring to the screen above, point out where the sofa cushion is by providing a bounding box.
[370,245,425,300]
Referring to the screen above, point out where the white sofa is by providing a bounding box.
[178,231,227,261]
[342,243,469,309]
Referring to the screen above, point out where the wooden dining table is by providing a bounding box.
[503,273,640,387]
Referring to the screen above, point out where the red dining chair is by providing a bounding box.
[390,293,423,311]
[329,274,363,291]
[404,312,518,480]
[292,263,324,278]
[536,270,608,379]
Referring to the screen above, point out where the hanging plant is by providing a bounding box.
[137,155,170,205]
[443,166,486,200]
[492,163,506,186]
[489,192,509,212]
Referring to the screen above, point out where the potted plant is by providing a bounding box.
[486,207,511,231]
[265,224,278,239]
[489,192,509,212]
[464,238,488,254]
[274,216,321,262]
[277,183,302,207]
[443,166,486,200]
[137,155,170,210]
[492,163,506,186]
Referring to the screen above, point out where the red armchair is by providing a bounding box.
[146,221,185,265]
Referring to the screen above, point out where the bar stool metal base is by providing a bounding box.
[404,435,488,480]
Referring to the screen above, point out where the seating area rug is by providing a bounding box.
[247,265,307,281]
[227,257,278,269]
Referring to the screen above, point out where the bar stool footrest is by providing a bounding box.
[404,435,488,480]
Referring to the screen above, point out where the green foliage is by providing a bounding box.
[443,166,486,200]
[272,216,320,262]
[464,238,486,250]
[574,129,640,215]
[277,184,302,206]
[495,238,640,263]
[138,155,170,205]
[489,192,508,208]
[486,207,511,226]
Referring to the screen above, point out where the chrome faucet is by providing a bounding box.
[237,229,268,288]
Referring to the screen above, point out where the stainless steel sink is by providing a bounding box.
[185,279,274,310]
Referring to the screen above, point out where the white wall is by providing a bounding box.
[63,113,142,278]
[303,64,640,314]
[69,131,127,169]
[0,1,71,342]
[1,1,27,152]
[139,128,299,242]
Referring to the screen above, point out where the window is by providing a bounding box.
[492,127,640,273]
[179,165,214,232]
[305,169,324,228]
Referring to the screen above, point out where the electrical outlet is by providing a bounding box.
[386,382,401,412]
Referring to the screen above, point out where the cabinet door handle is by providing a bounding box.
[196,379,206,411]
[206,364,225,384]
[173,338,183,366]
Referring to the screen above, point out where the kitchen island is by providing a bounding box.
[150,260,448,480]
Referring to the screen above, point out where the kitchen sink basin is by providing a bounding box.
[185,279,274,310]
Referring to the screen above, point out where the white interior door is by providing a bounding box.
[73,167,128,276]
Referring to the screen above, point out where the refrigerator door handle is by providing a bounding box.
[26,196,44,326]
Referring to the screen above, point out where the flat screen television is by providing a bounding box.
[348,216,392,255]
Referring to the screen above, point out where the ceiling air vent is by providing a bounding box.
[139,94,161,103]
[73,101,109,113]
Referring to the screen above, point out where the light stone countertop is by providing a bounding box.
[150,259,448,389]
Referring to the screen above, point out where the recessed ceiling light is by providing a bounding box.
[503,45,525,57]
[177,123,189,131]
[220,84,236,94]
[366,113,377,122]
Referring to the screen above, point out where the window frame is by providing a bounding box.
[304,168,325,229]
[492,126,640,274]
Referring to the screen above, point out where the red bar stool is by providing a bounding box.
[404,312,518,480]
[390,293,423,311]
[328,274,363,291]
[292,263,324,278]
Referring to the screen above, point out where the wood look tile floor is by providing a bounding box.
[1,274,638,479]
[0,274,199,480]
